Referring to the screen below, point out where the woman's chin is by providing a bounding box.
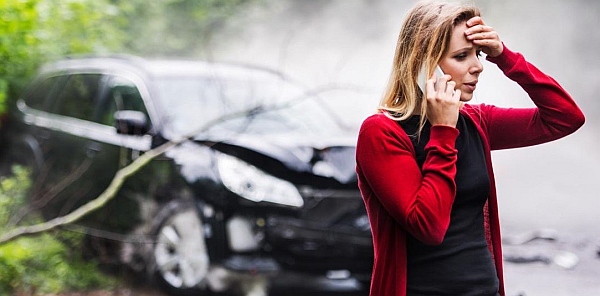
[460,93,474,102]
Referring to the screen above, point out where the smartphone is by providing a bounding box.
[417,65,445,93]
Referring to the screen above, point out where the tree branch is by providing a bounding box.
[0,81,365,246]
[0,141,175,245]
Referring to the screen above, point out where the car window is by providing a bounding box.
[153,73,342,138]
[53,74,102,121]
[99,76,150,127]
[22,75,65,111]
[153,76,226,136]
[210,96,342,137]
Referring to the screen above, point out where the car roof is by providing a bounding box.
[39,55,289,82]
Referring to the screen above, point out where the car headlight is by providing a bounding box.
[217,153,304,208]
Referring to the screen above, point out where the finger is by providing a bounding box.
[452,89,462,102]
[466,16,484,27]
[471,38,501,50]
[445,81,457,98]
[466,31,499,42]
[465,25,494,37]
[436,75,451,94]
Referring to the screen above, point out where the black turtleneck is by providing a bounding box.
[400,114,499,296]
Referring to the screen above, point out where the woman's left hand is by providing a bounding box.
[465,16,503,57]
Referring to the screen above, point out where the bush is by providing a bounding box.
[0,0,41,115]
[0,0,257,117]
[0,166,115,295]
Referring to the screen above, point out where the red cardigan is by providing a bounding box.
[355,46,585,296]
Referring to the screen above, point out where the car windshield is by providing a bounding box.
[152,71,345,139]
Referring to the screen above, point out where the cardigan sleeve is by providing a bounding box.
[356,114,459,245]
[481,45,585,150]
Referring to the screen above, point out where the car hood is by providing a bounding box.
[197,133,358,184]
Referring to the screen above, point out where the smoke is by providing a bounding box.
[205,0,413,129]
[206,0,600,236]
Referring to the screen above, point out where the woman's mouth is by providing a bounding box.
[463,81,477,92]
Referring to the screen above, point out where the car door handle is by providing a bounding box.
[37,130,51,141]
[86,142,102,157]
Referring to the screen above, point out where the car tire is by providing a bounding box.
[150,199,213,295]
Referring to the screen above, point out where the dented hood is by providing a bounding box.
[197,133,358,184]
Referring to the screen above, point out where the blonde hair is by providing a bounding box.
[379,1,480,136]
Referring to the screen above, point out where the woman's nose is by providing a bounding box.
[471,58,483,74]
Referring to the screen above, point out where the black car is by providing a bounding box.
[0,56,373,295]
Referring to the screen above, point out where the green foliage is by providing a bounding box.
[113,0,256,56]
[0,0,257,293]
[0,0,41,115]
[37,0,126,59]
[0,166,31,226]
[0,233,115,294]
[0,0,123,114]
[0,167,115,294]
[0,0,256,116]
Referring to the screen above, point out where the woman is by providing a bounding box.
[355,1,585,296]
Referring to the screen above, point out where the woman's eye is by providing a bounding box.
[455,53,467,60]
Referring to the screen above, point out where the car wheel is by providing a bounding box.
[151,200,212,295]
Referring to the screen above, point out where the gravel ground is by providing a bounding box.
[28,232,599,296]
[503,233,600,296]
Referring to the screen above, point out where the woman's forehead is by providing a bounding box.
[448,22,474,52]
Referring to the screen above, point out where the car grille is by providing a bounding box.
[297,187,369,232]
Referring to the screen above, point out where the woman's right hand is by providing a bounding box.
[425,73,462,127]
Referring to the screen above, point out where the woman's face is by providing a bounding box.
[438,21,483,102]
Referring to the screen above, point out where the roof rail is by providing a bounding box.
[63,53,148,67]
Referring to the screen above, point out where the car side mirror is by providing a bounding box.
[114,110,150,135]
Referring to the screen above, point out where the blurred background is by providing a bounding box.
[1,0,598,295]
[212,2,600,294]
[209,0,600,237]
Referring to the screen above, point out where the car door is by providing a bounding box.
[90,74,163,232]
[1,74,66,176]
[27,72,121,221]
